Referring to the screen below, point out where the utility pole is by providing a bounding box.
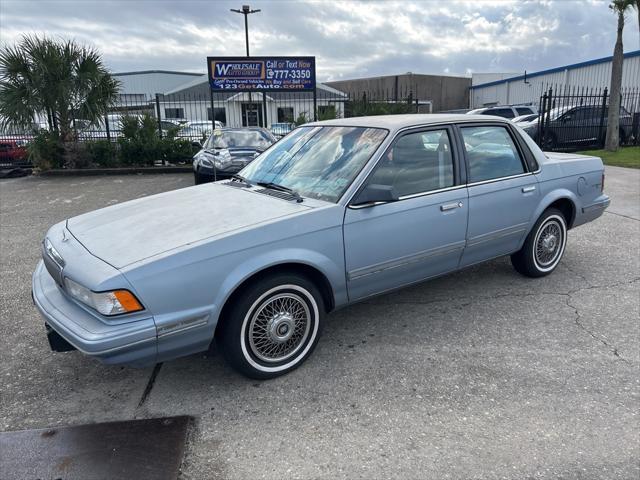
[231,5,261,126]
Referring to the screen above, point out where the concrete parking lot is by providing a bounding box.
[1,167,638,479]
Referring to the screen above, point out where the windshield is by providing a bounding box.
[240,126,388,203]
[205,129,273,150]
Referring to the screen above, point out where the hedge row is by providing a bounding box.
[28,115,199,170]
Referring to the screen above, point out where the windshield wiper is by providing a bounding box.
[257,181,303,203]
[230,174,252,187]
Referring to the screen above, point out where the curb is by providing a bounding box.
[38,166,193,176]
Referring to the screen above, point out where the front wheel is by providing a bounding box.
[511,208,567,278]
[216,273,324,379]
[541,132,557,150]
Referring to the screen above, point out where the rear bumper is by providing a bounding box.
[32,260,158,367]
[574,194,610,227]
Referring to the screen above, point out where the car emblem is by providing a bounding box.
[61,230,69,242]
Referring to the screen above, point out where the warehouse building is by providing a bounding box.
[112,70,347,127]
[325,73,471,112]
[470,50,640,109]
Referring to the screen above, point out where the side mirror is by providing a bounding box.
[191,141,202,148]
[352,184,398,206]
[562,115,572,123]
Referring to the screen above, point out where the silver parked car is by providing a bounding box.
[33,114,609,379]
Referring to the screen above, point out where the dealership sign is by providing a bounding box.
[207,56,316,91]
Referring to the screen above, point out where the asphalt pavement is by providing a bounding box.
[1,167,638,479]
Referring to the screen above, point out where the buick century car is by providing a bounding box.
[33,115,610,379]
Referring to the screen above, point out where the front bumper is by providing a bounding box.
[197,157,254,179]
[32,260,158,367]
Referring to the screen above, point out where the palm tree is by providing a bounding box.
[0,35,119,152]
[605,0,635,151]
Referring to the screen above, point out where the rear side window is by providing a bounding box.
[367,129,454,197]
[483,108,514,119]
[516,107,534,115]
[461,126,526,183]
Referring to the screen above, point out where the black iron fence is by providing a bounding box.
[536,85,640,151]
[0,85,434,168]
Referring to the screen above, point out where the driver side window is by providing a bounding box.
[367,129,455,197]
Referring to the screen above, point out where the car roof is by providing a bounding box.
[217,126,268,131]
[307,114,510,132]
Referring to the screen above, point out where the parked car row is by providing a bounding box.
[519,105,634,149]
[467,104,538,119]
[0,139,29,167]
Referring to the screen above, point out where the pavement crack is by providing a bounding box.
[365,277,640,308]
[366,277,639,365]
[563,292,632,365]
[561,261,591,286]
[136,362,163,415]
[604,210,640,222]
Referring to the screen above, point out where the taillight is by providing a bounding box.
[601,172,605,193]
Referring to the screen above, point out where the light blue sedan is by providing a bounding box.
[33,115,610,379]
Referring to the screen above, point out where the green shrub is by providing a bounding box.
[117,114,160,166]
[347,99,414,117]
[294,112,309,126]
[86,140,117,167]
[27,130,65,170]
[159,137,194,164]
[317,106,337,121]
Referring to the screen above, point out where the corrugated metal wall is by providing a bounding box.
[114,71,205,97]
[471,52,640,108]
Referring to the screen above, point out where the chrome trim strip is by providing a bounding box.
[466,172,534,188]
[348,184,466,209]
[157,315,210,338]
[348,241,466,281]
[582,199,610,213]
[466,222,529,247]
[399,184,465,201]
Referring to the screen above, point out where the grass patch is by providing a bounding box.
[576,147,640,169]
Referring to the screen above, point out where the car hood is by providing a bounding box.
[67,183,311,269]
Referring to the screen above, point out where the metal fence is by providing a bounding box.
[537,85,640,151]
[0,86,433,168]
[6,81,637,169]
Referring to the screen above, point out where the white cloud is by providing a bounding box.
[0,0,637,79]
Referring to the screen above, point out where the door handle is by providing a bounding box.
[522,186,536,193]
[440,202,463,211]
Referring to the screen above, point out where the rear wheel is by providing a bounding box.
[511,208,567,278]
[194,169,212,185]
[216,273,324,379]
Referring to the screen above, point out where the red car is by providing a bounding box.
[0,139,29,167]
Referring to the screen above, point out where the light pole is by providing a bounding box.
[230,5,261,57]
[230,5,261,126]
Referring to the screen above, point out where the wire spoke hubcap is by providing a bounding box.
[535,220,563,267]
[248,293,311,363]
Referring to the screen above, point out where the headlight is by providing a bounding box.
[64,278,144,316]
[44,238,65,268]
[198,149,232,169]
[212,149,232,168]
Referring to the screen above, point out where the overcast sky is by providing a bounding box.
[1,0,639,80]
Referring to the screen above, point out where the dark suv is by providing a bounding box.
[521,105,634,149]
